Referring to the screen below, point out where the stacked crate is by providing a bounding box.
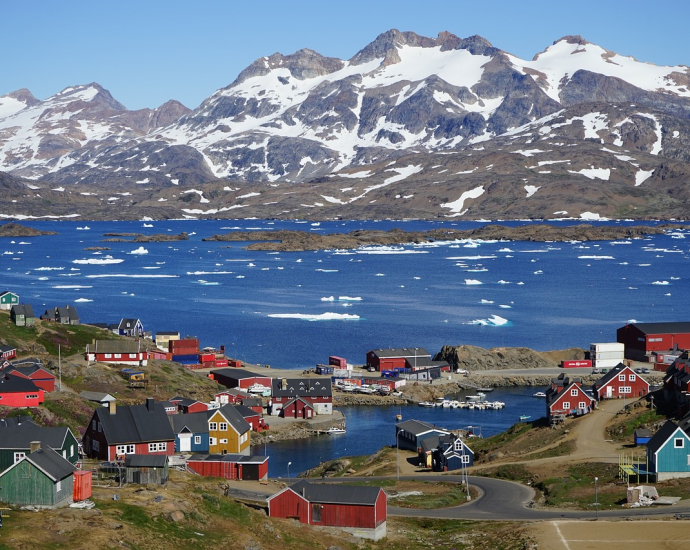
[590,342,625,370]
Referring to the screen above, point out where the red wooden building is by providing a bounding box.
[617,322,690,361]
[82,399,175,461]
[186,454,268,480]
[268,480,387,541]
[366,348,431,372]
[0,375,44,407]
[209,369,272,391]
[169,396,209,414]
[234,404,268,432]
[281,396,314,419]
[592,364,650,400]
[4,365,56,392]
[545,375,595,424]
[85,340,147,366]
[0,345,16,361]
[270,378,332,416]
[214,389,250,405]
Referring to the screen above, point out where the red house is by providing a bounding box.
[233,405,268,432]
[82,398,175,461]
[169,396,209,414]
[545,374,595,424]
[0,345,16,361]
[270,378,332,416]
[4,365,56,392]
[85,340,147,366]
[209,369,272,391]
[0,375,44,407]
[592,364,650,400]
[281,396,315,419]
[617,322,690,362]
[214,389,250,405]
[268,480,387,541]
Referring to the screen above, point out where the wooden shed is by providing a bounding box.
[124,454,169,485]
[186,454,268,481]
[0,446,75,508]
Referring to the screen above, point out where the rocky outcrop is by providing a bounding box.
[435,345,586,371]
[0,222,57,237]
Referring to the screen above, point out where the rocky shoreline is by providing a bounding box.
[102,232,189,242]
[201,224,681,252]
[0,222,57,237]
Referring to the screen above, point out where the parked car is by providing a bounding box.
[635,368,650,374]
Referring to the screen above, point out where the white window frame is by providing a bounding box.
[620,386,632,394]
[116,444,135,455]
[56,480,61,492]
[578,402,586,409]
[148,442,166,452]
[105,353,112,359]
[13,452,25,463]
[675,438,685,449]
[562,401,571,410]
[618,374,626,381]
[570,389,577,396]
[461,454,470,464]
[219,422,228,431]
[209,422,217,431]
[629,374,636,381]
[194,436,201,445]
[220,438,228,444]
[209,437,216,446]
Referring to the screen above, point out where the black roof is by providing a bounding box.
[124,454,168,468]
[0,375,41,393]
[0,415,34,428]
[211,368,268,381]
[369,348,430,358]
[0,423,72,450]
[626,322,690,335]
[271,378,332,398]
[285,480,382,506]
[11,304,34,317]
[635,429,653,438]
[396,419,447,436]
[593,363,631,386]
[420,435,440,452]
[88,340,140,354]
[24,447,75,481]
[0,344,16,353]
[93,401,175,445]
[234,404,260,418]
[169,411,209,434]
[646,420,686,453]
[56,306,79,320]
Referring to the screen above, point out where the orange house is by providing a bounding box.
[207,405,251,455]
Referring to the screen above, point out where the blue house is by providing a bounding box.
[395,419,449,453]
[634,429,652,446]
[169,412,210,453]
[434,434,474,472]
[646,420,690,481]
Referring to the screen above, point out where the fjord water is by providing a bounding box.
[2,219,688,370]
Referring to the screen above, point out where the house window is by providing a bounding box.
[209,437,216,446]
[312,503,322,522]
[116,444,135,455]
[209,422,217,431]
[562,402,571,410]
[220,439,228,444]
[105,354,112,359]
[618,374,626,381]
[675,438,685,449]
[570,389,577,396]
[13,452,25,463]
[93,440,99,451]
[71,445,75,456]
[578,402,586,409]
[629,374,636,381]
[461,454,470,463]
[114,354,122,359]
[219,422,228,431]
[454,440,462,451]
[194,436,201,445]
[129,354,137,359]
[148,442,166,452]
[26,394,38,399]
[620,387,631,394]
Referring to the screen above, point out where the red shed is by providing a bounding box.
[268,480,387,541]
[592,364,649,400]
[4,365,56,392]
[0,375,44,407]
[209,368,272,390]
[617,322,690,361]
[186,454,268,480]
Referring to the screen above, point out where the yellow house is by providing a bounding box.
[208,405,251,455]
[155,331,180,352]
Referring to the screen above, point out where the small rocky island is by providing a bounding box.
[202,223,682,252]
[102,232,189,242]
[0,222,58,237]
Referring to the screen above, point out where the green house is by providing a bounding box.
[0,447,75,508]
[0,423,80,472]
[0,291,19,311]
[10,304,35,327]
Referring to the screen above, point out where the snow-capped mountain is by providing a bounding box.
[2,30,690,220]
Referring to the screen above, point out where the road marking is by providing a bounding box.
[553,522,571,550]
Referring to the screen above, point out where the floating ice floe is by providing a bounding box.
[76,226,90,230]
[73,257,124,265]
[375,273,385,277]
[447,255,497,260]
[74,298,93,302]
[497,280,511,284]
[128,247,148,255]
[467,315,509,327]
[51,285,92,289]
[321,296,335,302]
[499,304,512,309]
[316,269,338,273]
[578,255,615,260]
[267,312,360,321]
[652,281,670,285]
[85,274,179,279]
[480,299,494,304]
[357,246,428,255]
[35,267,65,271]
[465,279,483,285]
[339,296,362,301]
[38,277,49,281]
[143,223,153,227]
[187,271,234,275]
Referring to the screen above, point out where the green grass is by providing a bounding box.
[477,463,534,483]
[536,462,622,509]
[393,484,471,509]
[608,408,666,442]
[37,323,118,356]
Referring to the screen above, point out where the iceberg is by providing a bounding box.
[467,314,510,327]
[267,312,360,321]
[465,279,483,285]
[128,246,149,255]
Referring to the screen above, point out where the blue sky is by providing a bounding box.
[2,0,689,111]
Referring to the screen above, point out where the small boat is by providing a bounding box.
[466,392,486,403]
[418,401,435,407]
[396,413,403,421]
[247,383,271,395]
[326,427,346,435]
[519,415,531,421]
[532,392,546,398]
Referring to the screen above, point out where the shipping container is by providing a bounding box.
[214,359,229,368]
[591,351,624,361]
[329,356,347,368]
[229,360,243,368]
[73,470,92,502]
[654,362,669,372]
[592,358,624,368]
[172,354,200,364]
[199,353,216,362]
[655,354,679,365]
[590,342,625,353]
[561,360,592,368]
[333,368,351,378]
[316,365,334,375]
[169,339,199,352]
[169,347,198,357]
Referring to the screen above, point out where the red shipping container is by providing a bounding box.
[199,353,216,362]
[654,362,668,371]
[229,360,243,368]
[203,361,215,368]
[561,360,592,368]
[215,359,229,368]
[73,470,93,502]
[329,356,347,368]
[170,347,199,357]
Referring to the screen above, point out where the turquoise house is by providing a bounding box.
[646,420,690,481]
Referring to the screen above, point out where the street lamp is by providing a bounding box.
[396,430,402,481]
[594,476,599,520]
[287,461,292,479]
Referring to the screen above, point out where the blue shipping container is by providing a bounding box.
[172,354,199,364]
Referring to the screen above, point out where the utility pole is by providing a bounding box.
[594,477,599,520]
[58,344,61,391]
